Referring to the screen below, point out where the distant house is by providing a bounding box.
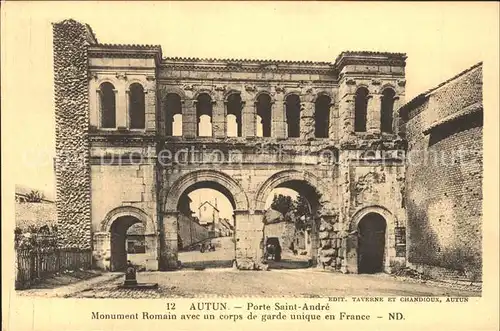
[218,218,234,237]
[198,201,219,227]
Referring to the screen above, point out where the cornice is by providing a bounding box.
[89,131,158,145]
[88,44,163,65]
[333,51,407,71]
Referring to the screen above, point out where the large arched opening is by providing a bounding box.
[256,171,332,270]
[165,170,249,270]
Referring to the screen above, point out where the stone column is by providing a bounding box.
[300,100,315,140]
[329,104,339,142]
[182,99,197,139]
[234,210,264,270]
[242,101,256,138]
[159,211,179,271]
[272,97,286,139]
[115,89,128,130]
[367,94,380,134]
[213,99,226,138]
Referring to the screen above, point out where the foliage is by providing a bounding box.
[14,224,58,250]
[24,190,45,203]
[270,194,313,231]
[270,194,295,215]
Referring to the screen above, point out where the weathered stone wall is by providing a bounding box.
[53,20,95,249]
[402,64,483,281]
[263,221,295,250]
[53,21,410,273]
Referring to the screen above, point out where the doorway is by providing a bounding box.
[110,216,142,271]
[357,213,386,274]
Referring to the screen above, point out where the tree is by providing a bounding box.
[295,194,311,217]
[270,193,314,231]
[24,190,45,203]
[270,194,295,215]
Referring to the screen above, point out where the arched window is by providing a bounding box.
[381,88,396,133]
[197,93,213,137]
[256,93,272,137]
[354,87,369,132]
[315,95,331,138]
[165,93,182,136]
[129,83,145,129]
[226,93,242,137]
[99,82,116,128]
[285,94,301,138]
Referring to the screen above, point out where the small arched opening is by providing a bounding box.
[314,94,331,138]
[110,215,143,271]
[165,93,182,136]
[226,93,243,137]
[99,82,116,128]
[197,93,213,137]
[381,88,396,133]
[129,83,145,129]
[354,87,369,133]
[285,94,301,138]
[256,93,272,137]
[357,212,387,274]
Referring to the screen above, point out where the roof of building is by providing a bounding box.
[163,56,332,66]
[198,201,219,212]
[399,61,483,115]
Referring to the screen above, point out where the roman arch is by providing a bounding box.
[53,19,408,274]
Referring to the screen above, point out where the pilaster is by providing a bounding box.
[300,100,315,140]
[242,100,256,138]
[159,211,179,271]
[182,99,196,139]
[272,96,286,139]
[367,94,380,134]
[213,98,226,138]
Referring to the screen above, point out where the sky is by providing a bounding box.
[2,2,498,219]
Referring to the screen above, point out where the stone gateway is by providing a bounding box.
[53,19,482,281]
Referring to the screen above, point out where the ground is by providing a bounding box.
[17,268,481,299]
[17,238,481,299]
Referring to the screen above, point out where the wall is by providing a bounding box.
[178,214,210,248]
[403,64,483,281]
[53,20,95,249]
[263,221,295,251]
[15,203,57,230]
